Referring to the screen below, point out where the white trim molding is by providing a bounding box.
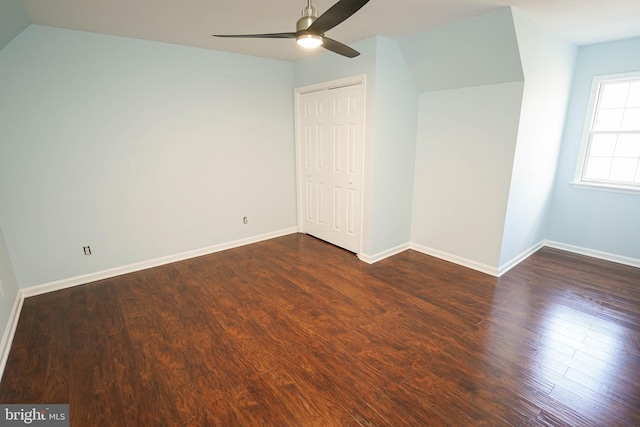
[22,227,298,298]
[409,240,639,277]
[358,242,410,264]
[4,231,638,383]
[543,240,640,269]
[498,241,545,276]
[409,243,500,277]
[2,228,297,381]
[573,71,640,193]
[20,233,638,299]
[295,74,367,95]
[294,74,367,254]
[570,180,640,195]
[0,291,25,382]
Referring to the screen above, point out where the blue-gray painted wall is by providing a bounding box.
[546,36,640,259]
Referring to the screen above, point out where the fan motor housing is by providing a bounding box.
[297,5,318,32]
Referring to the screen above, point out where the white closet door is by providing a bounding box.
[299,83,363,253]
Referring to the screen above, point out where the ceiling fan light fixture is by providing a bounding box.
[297,34,323,49]
[213,0,369,58]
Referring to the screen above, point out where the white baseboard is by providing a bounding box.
[409,240,640,277]
[21,227,298,298]
[543,240,640,269]
[358,242,410,264]
[5,232,637,383]
[1,228,297,382]
[498,241,545,276]
[409,243,500,277]
[0,291,25,383]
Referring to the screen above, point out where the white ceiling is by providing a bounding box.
[22,0,640,61]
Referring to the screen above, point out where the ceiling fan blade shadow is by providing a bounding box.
[213,32,297,39]
[320,37,360,58]
[308,0,370,34]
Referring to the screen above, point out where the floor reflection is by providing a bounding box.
[482,276,638,424]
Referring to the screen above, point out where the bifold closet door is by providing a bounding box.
[299,83,363,253]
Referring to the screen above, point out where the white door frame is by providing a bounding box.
[294,74,367,254]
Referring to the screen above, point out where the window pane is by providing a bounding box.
[621,108,640,131]
[594,108,624,131]
[615,133,640,157]
[609,158,638,182]
[628,82,640,107]
[583,157,612,180]
[590,133,617,156]
[599,82,629,108]
[579,75,640,189]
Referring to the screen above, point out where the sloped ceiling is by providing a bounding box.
[8,0,640,61]
[399,8,524,93]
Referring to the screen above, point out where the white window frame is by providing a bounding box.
[572,71,640,195]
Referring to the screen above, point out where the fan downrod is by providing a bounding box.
[297,0,319,32]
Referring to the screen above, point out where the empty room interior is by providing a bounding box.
[0,0,639,425]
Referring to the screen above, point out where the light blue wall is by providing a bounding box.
[546,36,640,259]
[368,37,418,255]
[412,82,523,268]
[1,9,637,295]
[407,9,525,270]
[0,25,297,288]
[0,0,30,51]
[294,38,378,89]
[399,8,523,93]
[295,38,379,254]
[0,222,19,348]
[295,37,418,257]
[499,11,577,268]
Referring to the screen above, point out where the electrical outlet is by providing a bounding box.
[83,246,92,256]
[0,280,4,298]
[243,216,248,224]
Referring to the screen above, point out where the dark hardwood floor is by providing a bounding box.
[1,234,639,426]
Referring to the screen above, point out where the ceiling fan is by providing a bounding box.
[213,0,370,58]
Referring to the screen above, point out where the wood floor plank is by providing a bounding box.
[0,291,70,404]
[0,234,639,426]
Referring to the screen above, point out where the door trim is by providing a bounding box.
[294,75,367,254]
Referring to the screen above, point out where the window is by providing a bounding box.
[574,72,640,193]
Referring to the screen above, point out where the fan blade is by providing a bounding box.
[308,0,370,34]
[212,32,296,39]
[320,37,360,58]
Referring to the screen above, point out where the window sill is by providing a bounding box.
[570,181,640,195]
